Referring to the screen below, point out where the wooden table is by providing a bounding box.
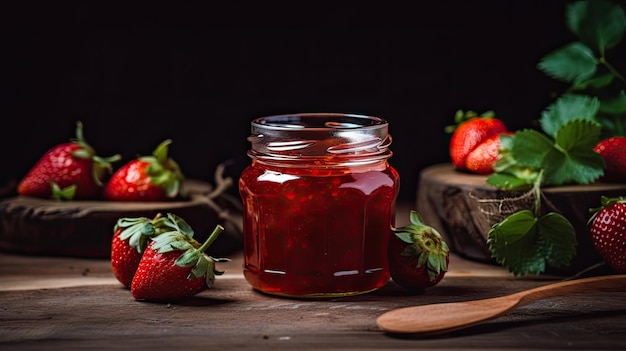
[2,246,626,350]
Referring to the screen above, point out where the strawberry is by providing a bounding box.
[588,196,626,273]
[103,139,185,201]
[448,110,508,174]
[130,224,229,301]
[110,213,195,288]
[17,121,121,200]
[594,136,626,183]
[388,210,449,292]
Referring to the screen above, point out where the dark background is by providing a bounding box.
[2,1,611,203]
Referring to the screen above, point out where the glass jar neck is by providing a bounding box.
[247,113,393,167]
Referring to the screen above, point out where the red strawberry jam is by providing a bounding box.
[239,113,400,297]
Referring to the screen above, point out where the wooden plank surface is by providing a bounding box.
[2,249,626,350]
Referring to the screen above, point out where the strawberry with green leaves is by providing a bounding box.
[589,196,626,273]
[18,121,121,200]
[130,224,229,301]
[447,110,509,175]
[388,210,449,291]
[594,136,626,183]
[110,213,195,288]
[103,139,185,201]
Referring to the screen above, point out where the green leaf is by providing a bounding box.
[536,212,577,267]
[537,42,597,84]
[539,94,601,137]
[486,172,533,190]
[487,210,577,276]
[567,0,626,55]
[574,73,615,90]
[508,129,554,168]
[394,232,414,244]
[487,210,546,276]
[176,249,201,267]
[542,120,605,185]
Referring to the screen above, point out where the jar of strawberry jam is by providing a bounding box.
[239,113,400,297]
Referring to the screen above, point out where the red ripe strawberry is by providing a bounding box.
[111,213,195,287]
[465,132,513,174]
[388,210,450,291]
[594,136,626,183]
[588,196,626,273]
[448,111,508,174]
[18,121,121,200]
[103,139,185,201]
[130,225,228,301]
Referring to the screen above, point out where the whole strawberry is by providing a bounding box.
[18,121,121,200]
[588,196,626,273]
[111,213,195,287]
[130,224,229,301]
[594,136,626,183]
[388,210,449,292]
[448,110,508,174]
[103,139,185,201]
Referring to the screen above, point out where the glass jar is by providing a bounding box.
[239,113,400,297]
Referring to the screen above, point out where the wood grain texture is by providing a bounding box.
[376,274,626,335]
[1,251,626,350]
[0,179,243,258]
[416,163,626,275]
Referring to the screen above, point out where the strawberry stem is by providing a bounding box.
[196,224,225,253]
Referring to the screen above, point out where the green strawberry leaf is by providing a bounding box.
[542,120,605,185]
[567,0,626,55]
[574,73,615,90]
[539,94,600,138]
[486,172,533,190]
[537,42,597,85]
[487,210,576,276]
[151,232,194,253]
[507,129,554,168]
[157,213,194,237]
[537,212,578,267]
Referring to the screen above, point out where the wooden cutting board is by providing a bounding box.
[416,163,626,276]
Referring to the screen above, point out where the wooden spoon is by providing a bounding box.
[376,274,626,335]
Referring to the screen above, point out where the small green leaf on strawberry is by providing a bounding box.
[103,139,185,202]
[110,212,195,288]
[388,210,449,292]
[130,224,229,301]
[18,121,121,200]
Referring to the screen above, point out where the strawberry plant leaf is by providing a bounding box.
[175,249,201,267]
[486,172,533,190]
[487,209,577,276]
[542,120,604,185]
[539,94,600,138]
[394,232,413,244]
[487,210,546,276]
[537,42,597,85]
[536,212,577,267]
[507,129,554,168]
[574,73,614,90]
[567,0,626,55]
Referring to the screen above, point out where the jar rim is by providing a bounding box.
[251,113,388,131]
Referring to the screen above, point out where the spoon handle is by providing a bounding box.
[513,274,626,306]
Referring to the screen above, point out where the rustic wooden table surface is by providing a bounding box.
[2,245,626,350]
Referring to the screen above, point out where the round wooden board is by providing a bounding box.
[416,163,626,275]
[0,179,243,258]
